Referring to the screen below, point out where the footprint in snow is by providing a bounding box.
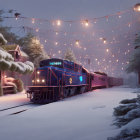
[92,105,106,110]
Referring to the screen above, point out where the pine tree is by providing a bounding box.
[20,34,49,67]
[0,10,19,44]
[126,33,140,73]
[126,33,140,85]
[64,48,76,62]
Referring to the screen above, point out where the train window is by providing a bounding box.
[49,62,62,66]
[40,59,63,68]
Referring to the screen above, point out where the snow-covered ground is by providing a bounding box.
[0,90,30,110]
[0,86,138,140]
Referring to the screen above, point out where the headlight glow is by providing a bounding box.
[37,79,40,83]
[37,71,40,74]
[42,79,45,83]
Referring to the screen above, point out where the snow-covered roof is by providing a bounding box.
[0,49,14,61]
[1,44,19,52]
[0,48,34,74]
[20,51,29,57]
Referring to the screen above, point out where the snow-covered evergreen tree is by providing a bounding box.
[126,48,140,73]
[64,48,76,62]
[126,33,140,85]
[21,34,49,67]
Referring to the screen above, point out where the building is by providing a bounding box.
[0,44,29,95]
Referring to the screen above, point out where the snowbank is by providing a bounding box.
[109,93,140,140]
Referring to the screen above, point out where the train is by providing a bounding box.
[27,58,123,103]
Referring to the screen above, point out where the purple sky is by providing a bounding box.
[0,0,140,77]
[0,0,139,19]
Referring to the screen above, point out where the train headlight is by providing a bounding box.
[42,79,45,83]
[36,79,40,83]
[37,71,40,74]
[32,80,35,83]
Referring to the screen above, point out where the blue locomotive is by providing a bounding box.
[27,58,89,103]
[27,58,123,103]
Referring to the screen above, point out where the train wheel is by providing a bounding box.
[69,87,76,96]
[77,86,86,94]
[63,88,69,98]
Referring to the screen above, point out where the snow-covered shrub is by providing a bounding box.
[120,98,137,104]
[108,128,140,140]
[114,103,138,116]
[13,79,24,92]
[0,82,3,96]
[114,108,140,127]
[124,108,140,121]
[110,95,140,139]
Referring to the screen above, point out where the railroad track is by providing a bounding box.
[0,103,40,117]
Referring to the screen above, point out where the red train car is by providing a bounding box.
[88,72,123,90]
[108,77,123,87]
[90,72,108,89]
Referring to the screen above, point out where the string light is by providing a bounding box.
[32,18,35,24]
[103,40,107,44]
[75,40,80,46]
[55,42,58,45]
[128,23,131,28]
[134,3,140,12]
[118,15,122,18]
[83,20,89,27]
[126,61,129,64]
[35,28,39,32]
[1,5,137,77]
[56,20,61,26]
[106,48,109,52]
[58,50,61,54]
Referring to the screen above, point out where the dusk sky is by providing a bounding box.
[0,0,139,19]
[0,0,140,77]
